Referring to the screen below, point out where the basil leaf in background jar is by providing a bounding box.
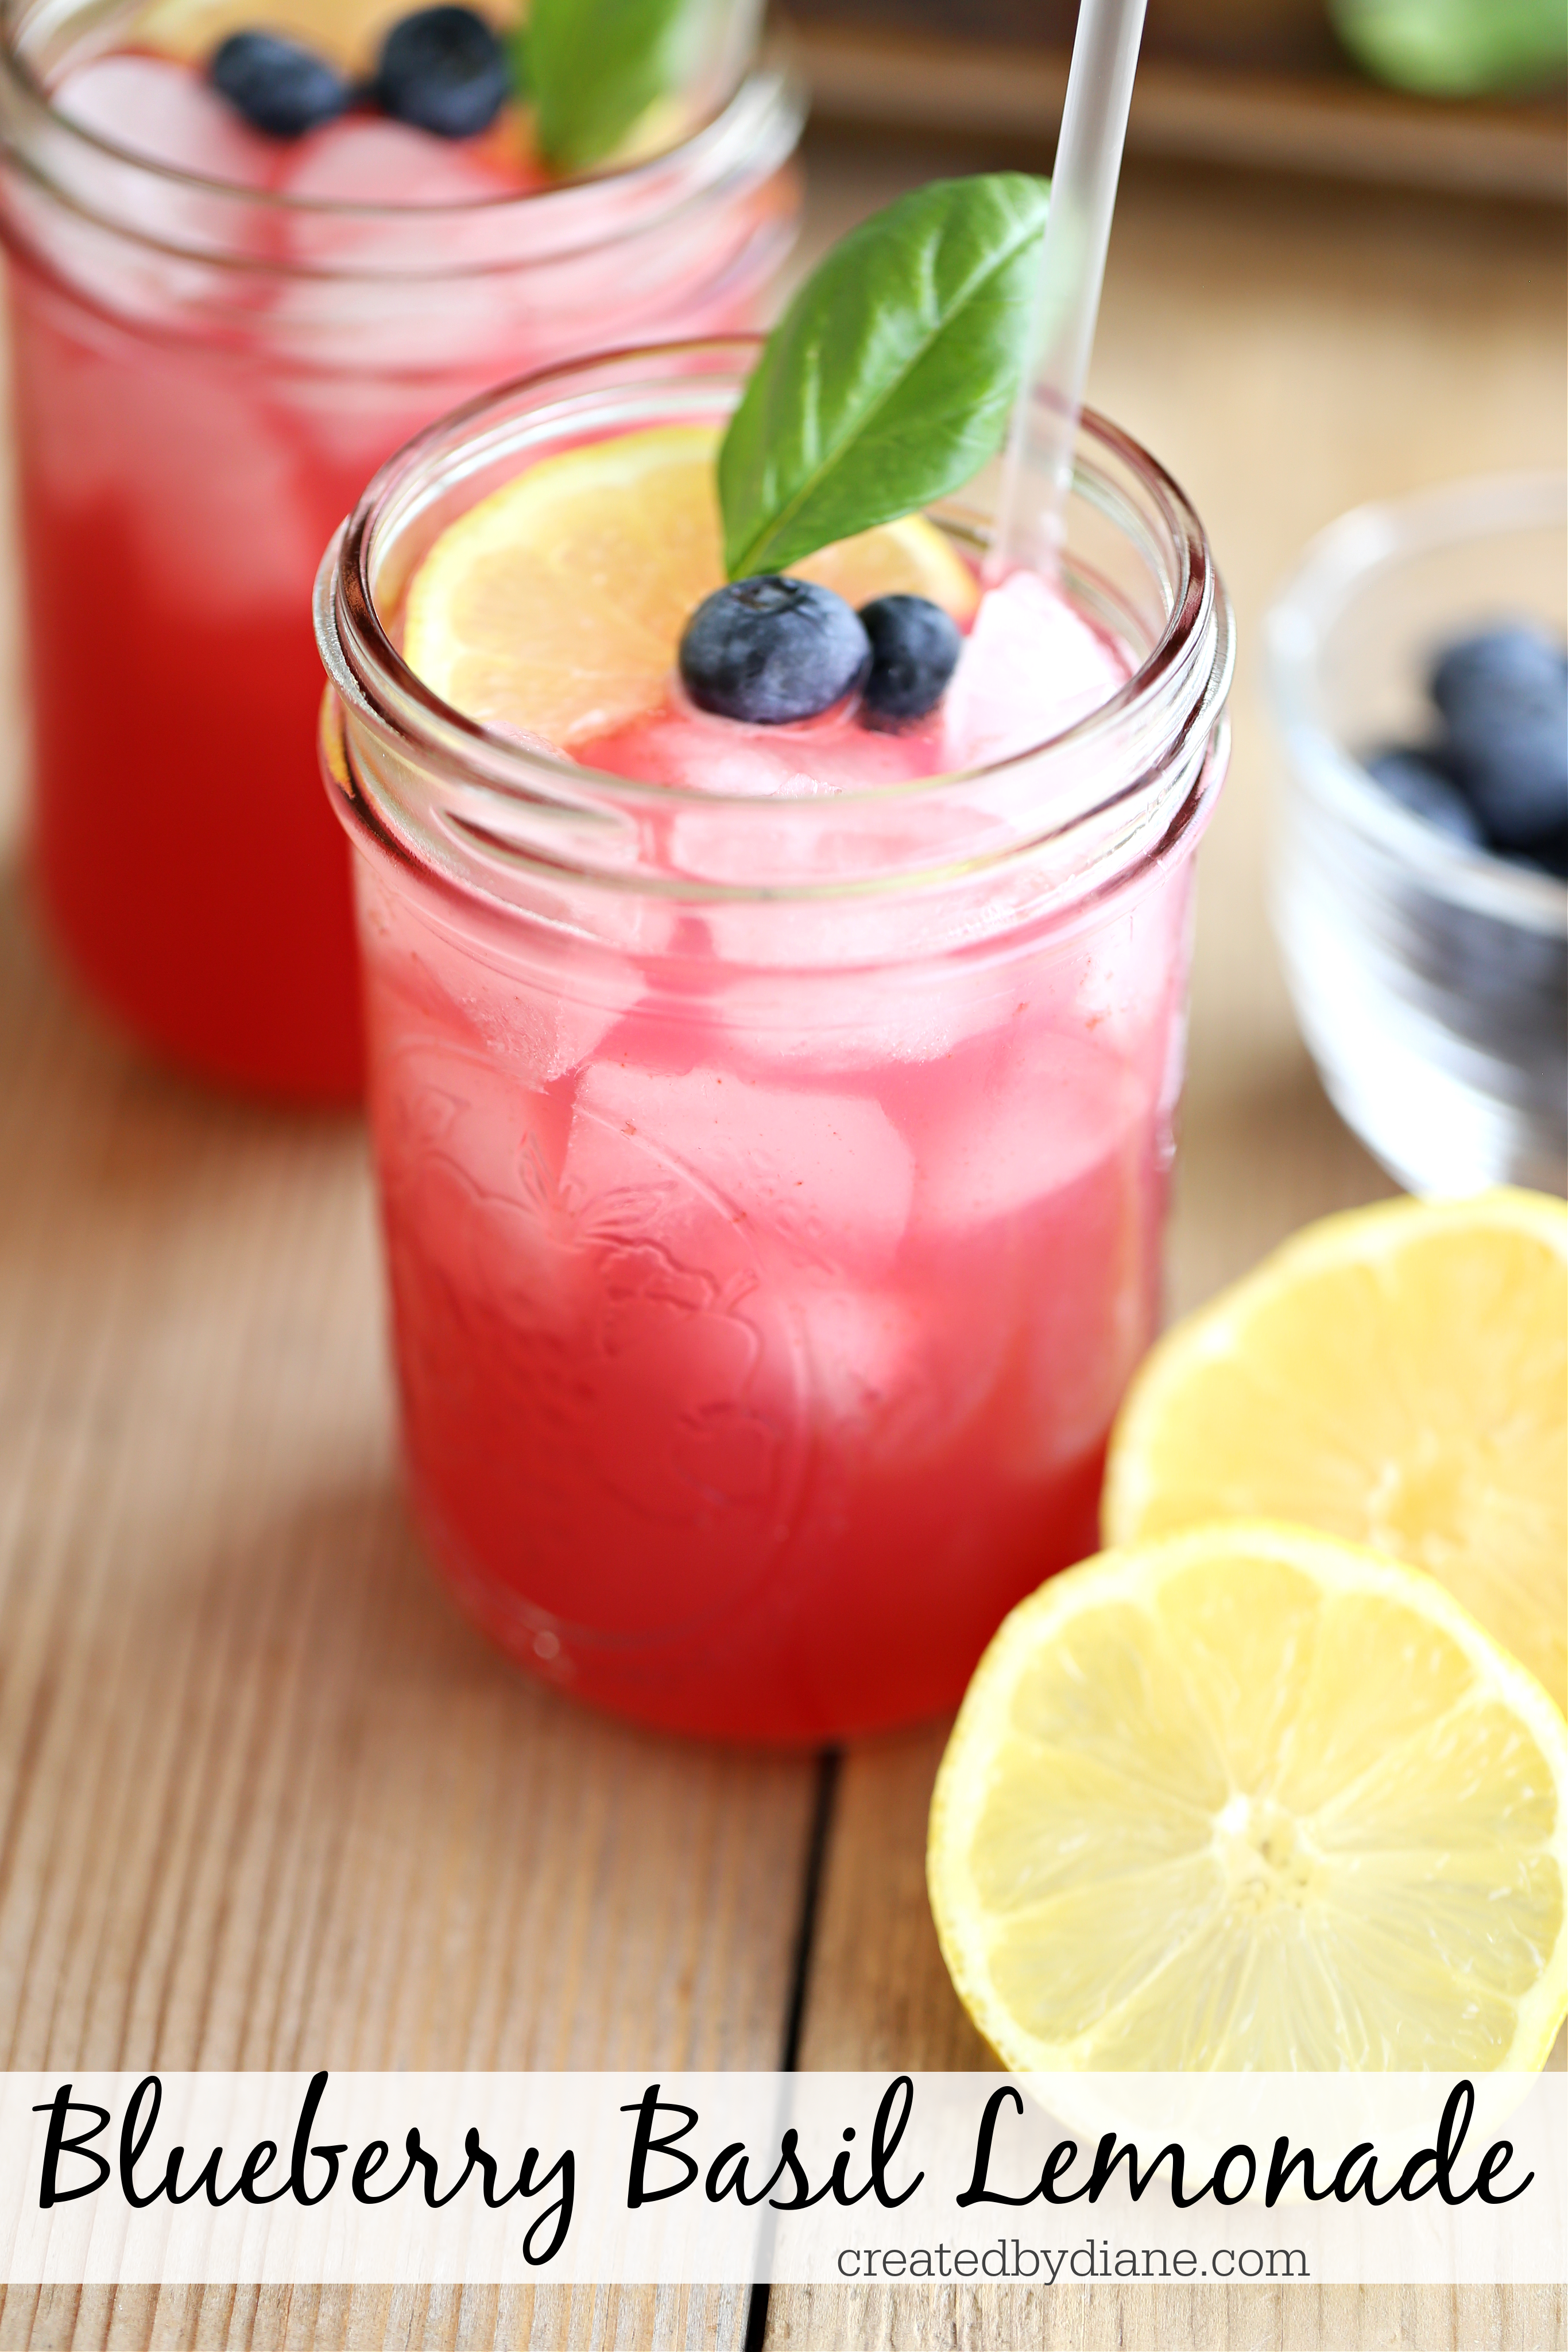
[525,0,714,171]
[1331,0,1567,96]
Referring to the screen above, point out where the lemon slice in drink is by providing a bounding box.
[401,423,980,749]
[1104,1190,1567,1712]
[928,1521,1568,2073]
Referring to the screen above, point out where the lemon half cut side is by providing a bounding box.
[401,422,981,750]
[927,1522,1568,2075]
[1103,1189,1567,1713]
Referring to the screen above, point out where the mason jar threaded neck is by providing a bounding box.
[0,8,803,283]
[316,339,1234,933]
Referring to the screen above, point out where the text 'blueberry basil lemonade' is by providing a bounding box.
[316,180,1235,1740]
[0,0,798,1097]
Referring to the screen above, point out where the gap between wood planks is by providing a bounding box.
[743,1747,842,2352]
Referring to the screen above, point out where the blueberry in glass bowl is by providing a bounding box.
[1267,474,1567,1197]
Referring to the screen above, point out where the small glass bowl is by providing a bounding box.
[1266,474,1567,1197]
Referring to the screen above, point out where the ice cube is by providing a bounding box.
[989,1126,1156,1479]
[370,1029,574,1227]
[590,701,940,799]
[911,1027,1146,1232]
[37,55,284,316]
[788,1285,913,1429]
[9,280,323,614]
[710,952,1014,1076]
[8,289,127,509]
[787,1281,1010,1467]
[277,114,520,216]
[269,117,540,370]
[1068,861,1195,1067]
[593,699,957,907]
[127,361,322,613]
[567,1063,915,1273]
[54,53,282,190]
[943,570,1128,771]
[355,858,646,1090]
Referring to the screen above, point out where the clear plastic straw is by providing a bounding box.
[986,0,1149,581]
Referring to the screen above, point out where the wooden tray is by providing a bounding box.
[783,10,1567,203]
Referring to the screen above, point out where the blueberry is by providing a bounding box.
[1431,623,1566,730]
[679,577,870,725]
[1430,624,1568,849]
[1417,888,1567,1089]
[210,31,350,138]
[374,6,509,139]
[1450,715,1568,850]
[1365,749,1486,846]
[857,594,963,726]
[1515,827,1568,881]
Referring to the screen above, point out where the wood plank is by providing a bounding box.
[785,20,1568,204]
[762,2280,1565,2349]
[0,865,816,2349]
[0,2278,751,2347]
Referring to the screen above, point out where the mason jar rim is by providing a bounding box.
[312,341,1232,926]
[323,335,1230,792]
[0,6,800,254]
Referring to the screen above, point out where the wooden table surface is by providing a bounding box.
[0,127,1562,2351]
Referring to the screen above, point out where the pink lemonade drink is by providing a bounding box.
[315,345,1234,1743]
[0,1,799,1098]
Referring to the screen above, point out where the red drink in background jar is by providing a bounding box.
[315,347,1234,1742]
[0,2,799,1097]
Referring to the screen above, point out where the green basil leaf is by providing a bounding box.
[528,0,708,172]
[719,173,1050,582]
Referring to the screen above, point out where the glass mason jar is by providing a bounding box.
[315,343,1234,1743]
[0,1,800,1099]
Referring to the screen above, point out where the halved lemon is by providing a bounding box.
[928,1521,1568,2072]
[401,423,980,750]
[1103,1190,1566,1713]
